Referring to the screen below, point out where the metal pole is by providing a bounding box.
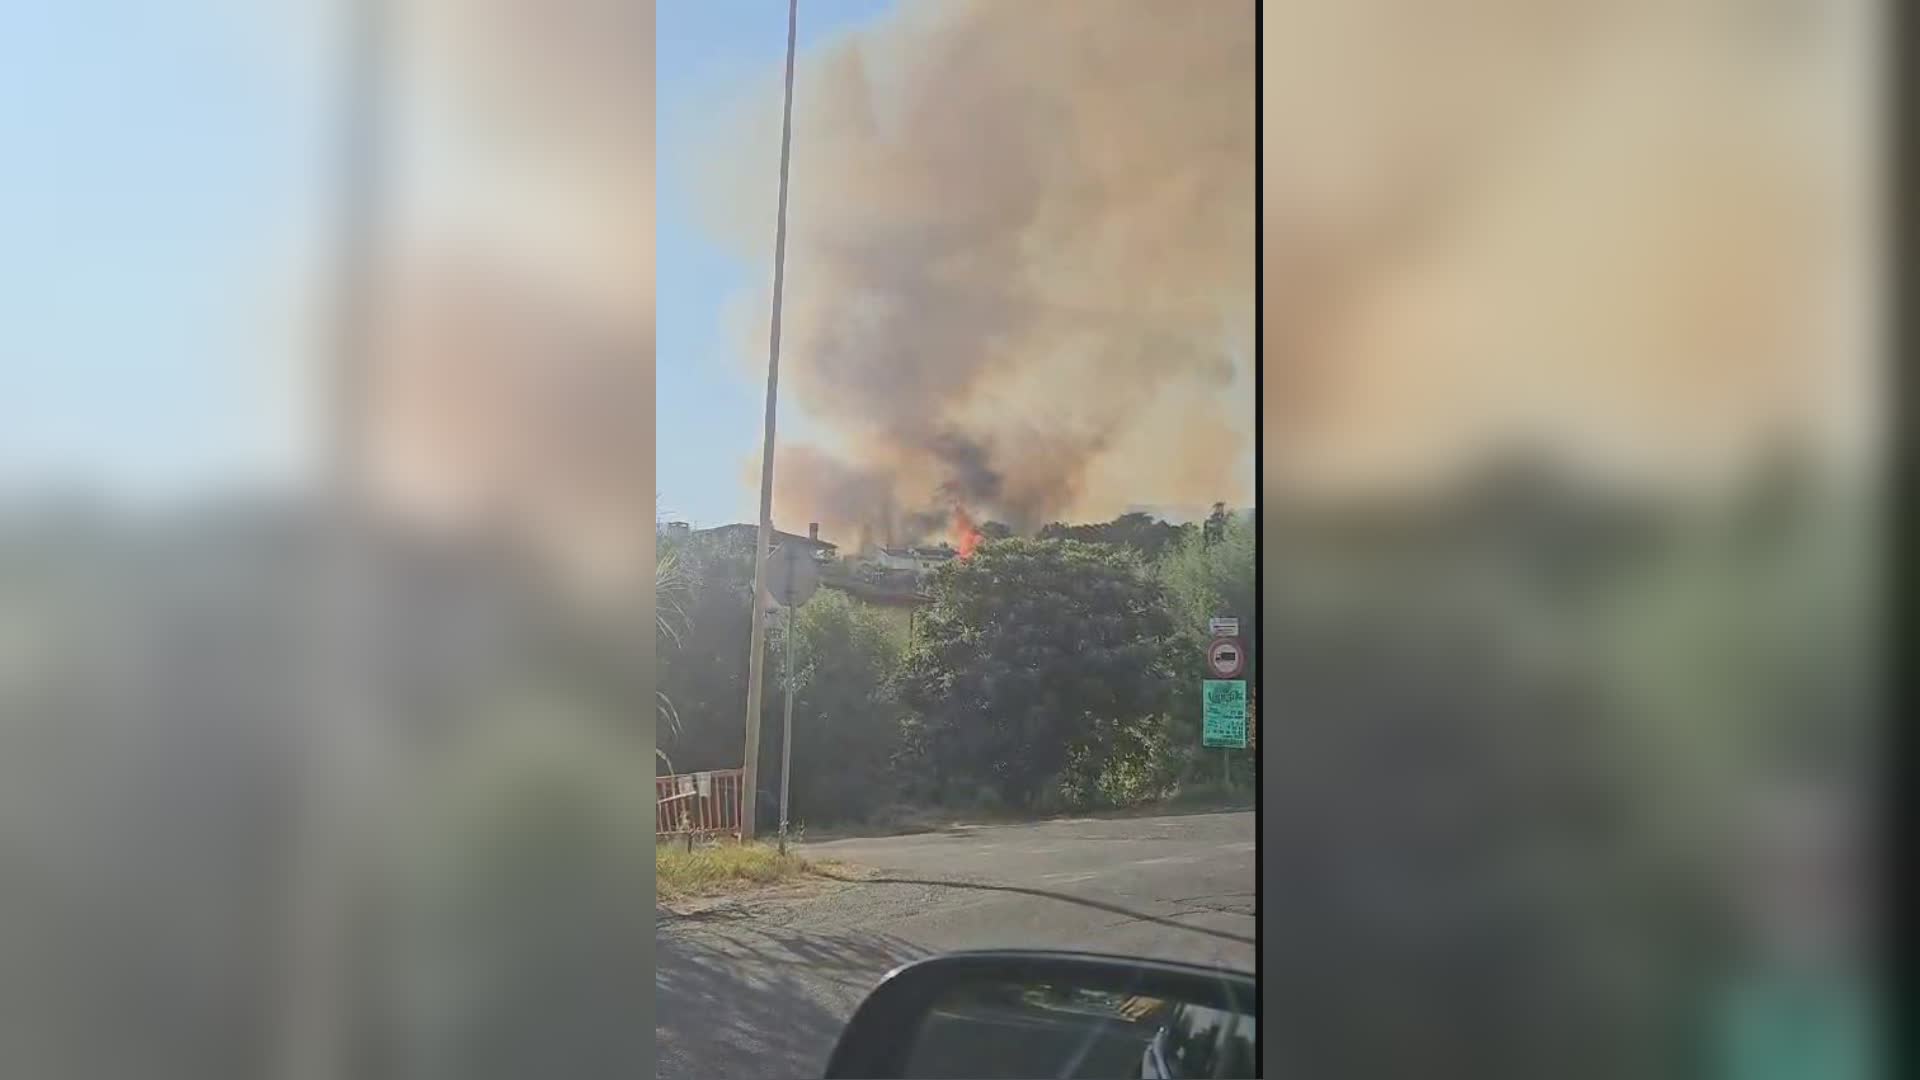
[280,0,386,1076]
[741,0,799,842]
[779,599,796,854]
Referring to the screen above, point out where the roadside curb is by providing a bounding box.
[801,804,1256,845]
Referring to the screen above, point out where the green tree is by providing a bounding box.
[773,590,906,825]
[1258,595,1654,1080]
[1158,509,1256,783]
[1161,507,1255,644]
[1202,501,1229,545]
[654,529,762,775]
[897,539,1177,809]
[1253,459,1882,1078]
[654,539,692,771]
[392,695,654,1080]
[1038,511,1190,562]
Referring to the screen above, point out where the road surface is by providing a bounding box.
[656,810,1254,1079]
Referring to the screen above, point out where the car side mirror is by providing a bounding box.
[822,950,1257,1079]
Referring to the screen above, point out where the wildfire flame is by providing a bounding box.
[950,505,983,560]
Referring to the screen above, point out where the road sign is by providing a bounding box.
[1209,616,1240,638]
[765,543,819,607]
[1202,680,1247,748]
[1206,636,1245,679]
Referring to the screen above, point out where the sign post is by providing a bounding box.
[766,543,817,854]
[1206,637,1245,680]
[764,539,820,609]
[1202,616,1247,787]
[1202,680,1249,749]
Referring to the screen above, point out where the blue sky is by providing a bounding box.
[0,1,324,502]
[655,0,897,529]
[0,0,895,518]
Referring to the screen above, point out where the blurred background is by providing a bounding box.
[1260,1,1883,1077]
[2,1,656,1077]
[0,0,1887,1077]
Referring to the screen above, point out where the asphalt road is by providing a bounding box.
[656,810,1254,1079]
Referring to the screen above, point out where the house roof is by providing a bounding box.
[879,545,953,560]
[821,576,930,607]
[692,523,837,552]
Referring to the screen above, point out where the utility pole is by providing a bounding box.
[279,0,387,1076]
[742,0,800,841]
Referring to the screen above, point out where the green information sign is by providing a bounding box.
[1202,679,1247,748]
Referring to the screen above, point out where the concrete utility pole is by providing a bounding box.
[278,0,387,1076]
[742,0,800,840]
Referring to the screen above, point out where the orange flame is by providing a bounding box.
[950,505,983,560]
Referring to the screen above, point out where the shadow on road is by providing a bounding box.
[819,874,1256,948]
[656,919,927,1080]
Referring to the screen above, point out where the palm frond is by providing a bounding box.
[655,543,692,650]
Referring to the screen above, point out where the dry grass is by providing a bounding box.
[655,840,839,902]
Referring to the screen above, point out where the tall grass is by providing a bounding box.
[655,841,821,902]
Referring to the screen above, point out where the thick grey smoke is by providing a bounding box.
[690,1,1257,545]
[1259,0,1879,501]
[369,0,657,583]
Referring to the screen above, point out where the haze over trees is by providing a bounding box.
[657,507,1257,824]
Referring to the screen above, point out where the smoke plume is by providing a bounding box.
[1259,0,1879,501]
[366,0,657,582]
[690,1,1256,546]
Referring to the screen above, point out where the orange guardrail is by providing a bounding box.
[655,768,745,840]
